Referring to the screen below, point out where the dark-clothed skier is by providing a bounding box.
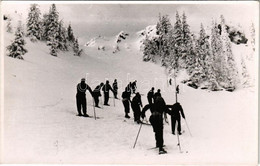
[112,79,118,99]
[147,87,154,105]
[122,87,131,118]
[141,95,170,154]
[153,89,161,101]
[167,102,185,135]
[93,82,104,108]
[131,80,137,94]
[131,92,143,124]
[76,78,93,117]
[126,82,132,93]
[102,80,114,106]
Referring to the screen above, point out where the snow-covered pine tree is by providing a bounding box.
[73,38,82,56]
[198,23,218,90]
[56,20,68,51]
[67,24,75,43]
[250,23,255,52]
[40,13,49,41]
[211,19,227,86]
[6,17,13,33]
[143,35,159,62]
[172,11,183,73]
[156,14,173,67]
[220,15,238,91]
[49,33,59,56]
[241,57,250,87]
[46,4,59,42]
[181,12,193,69]
[190,34,205,86]
[6,21,27,59]
[26,4,41,42]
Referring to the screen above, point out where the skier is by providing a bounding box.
[76,78,93,117]
[153,89,161,100]
[122,87,131,118]
[131,80,137,94]
[102,80,115,106]
[112,79,118,99]
[126,82,132,93]
[92,82,104,108]
[141,95,170,154]
[131,92,143,124]
[169,78,172,86]
[167,102,185,135]
[147,87,154,105]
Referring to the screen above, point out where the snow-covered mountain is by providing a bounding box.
[2,12,258,165]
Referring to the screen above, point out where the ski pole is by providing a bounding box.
[92,98,96,120]
[113,96,115,107]
[100,96,103,109]
[176,125,182,153]
[133,121,143,148]
[184,119,192,137]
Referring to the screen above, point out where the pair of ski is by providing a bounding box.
[148,145,167,155]
[77,114,102,119]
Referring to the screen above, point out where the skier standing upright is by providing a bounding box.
[112,79,118,99]
[92,82,104,108]
[131,80,137,94]
[167,102,185,135]
[131,92,143,124]
[153,89,161,101]
[102,80,114,106]
[147,87,154,105]
[76,78,93,117]
[122,87,131,118]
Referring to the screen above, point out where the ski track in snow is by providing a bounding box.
[2,31,258,165]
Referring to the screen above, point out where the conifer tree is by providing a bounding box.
[6,21,27,59]
[211,19,226,85]
[220,15,238,90]
[73,38,82,56]
[181,12,193,68]
[250,23,255,52]
[6,17,12,33]
[172,11,183,72]
[156,14,173,67]
[241,57,250,87]
[26,4,41,41]
[67,24,75,42]
[56,20,68,51]
[49,34,58,56]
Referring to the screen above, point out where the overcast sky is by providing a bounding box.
[2,1,259,40]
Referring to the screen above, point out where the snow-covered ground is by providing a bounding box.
[2,26,258,165]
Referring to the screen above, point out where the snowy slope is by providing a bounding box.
[2,27,258,165]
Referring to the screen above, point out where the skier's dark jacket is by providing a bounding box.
[122,90,131,101]
[113,81,118,91]
[141,96,170,118]
[76,82,93,97]
[153,92,161,101]
[131,95,142,111]
[93,85,102,97]
[102,83,113,93]
[147,90,154,103]
[167,102,185,120]
[131,82,136,90]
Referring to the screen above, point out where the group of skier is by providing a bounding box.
[76,78,118,117]
[75,77,186,154]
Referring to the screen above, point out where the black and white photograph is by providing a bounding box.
[0,1,259,165]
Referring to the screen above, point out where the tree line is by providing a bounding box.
[6,4,82,60]
[142,12,250,91]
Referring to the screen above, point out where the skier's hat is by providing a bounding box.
[81,78,86,82]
